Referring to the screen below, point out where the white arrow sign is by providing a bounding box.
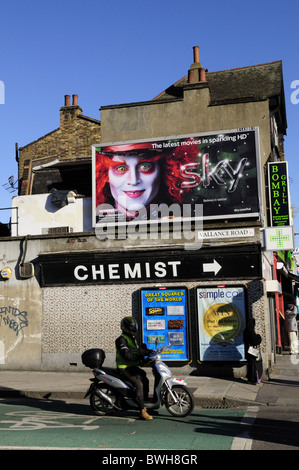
[203,259,222,275]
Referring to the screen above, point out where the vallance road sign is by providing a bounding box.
[39,245,261,286]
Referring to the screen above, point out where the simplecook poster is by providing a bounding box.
[140,287,189,361]
[196,285,246,361]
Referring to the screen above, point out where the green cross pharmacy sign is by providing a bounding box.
[264,226,294,251]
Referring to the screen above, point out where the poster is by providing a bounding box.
[92,128,261,226]
[196,285,246,361]
[140,287,189,361]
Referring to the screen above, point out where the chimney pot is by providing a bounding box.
[200,68,206,82]
[193,46,199,64]
[188,46,206,83]
[72,94,78,106]
[188,69,194,84]
[64,95,71,106]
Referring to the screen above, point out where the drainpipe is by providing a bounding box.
[273,253,282,354]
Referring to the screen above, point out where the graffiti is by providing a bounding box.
[0,306,29,336]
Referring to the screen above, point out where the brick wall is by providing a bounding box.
[18,96,101,195]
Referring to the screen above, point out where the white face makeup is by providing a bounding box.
[108,155,160,215]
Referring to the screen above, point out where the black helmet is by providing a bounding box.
[121,316,138,335]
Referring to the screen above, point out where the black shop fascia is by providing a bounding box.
[39,244,262,286]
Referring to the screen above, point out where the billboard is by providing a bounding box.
[140,287,190,361]
[196,285,247,361]
[92,127,261,226]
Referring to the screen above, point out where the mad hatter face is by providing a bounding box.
[108,155,160,216]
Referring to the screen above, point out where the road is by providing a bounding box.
[0,397,298,453]
[250,406,299,450]
[0,397,246,451]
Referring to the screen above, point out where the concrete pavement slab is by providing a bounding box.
[0,369,260,405]
[0,353,297,407]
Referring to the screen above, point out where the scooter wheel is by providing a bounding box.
[90,384,117,416]
[165,385,194,417]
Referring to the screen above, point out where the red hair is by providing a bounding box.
[95,140,200,207]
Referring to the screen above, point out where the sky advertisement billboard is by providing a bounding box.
[92,127,261,228]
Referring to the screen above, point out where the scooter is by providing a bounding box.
[81,345,194,418]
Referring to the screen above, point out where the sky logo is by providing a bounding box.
[0,81,4,104]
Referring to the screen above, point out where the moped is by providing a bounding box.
[82,345,194,417]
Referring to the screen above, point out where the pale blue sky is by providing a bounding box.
[0,0,298,241]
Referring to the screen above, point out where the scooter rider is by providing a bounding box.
[115,316,153,420]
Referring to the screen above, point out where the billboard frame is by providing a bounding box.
[139,286,191,362]
[92,127,262,228]
[195,284,248,362]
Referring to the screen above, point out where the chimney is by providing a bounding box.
[63,94,79,107]
[64,95,71,106]
[60,94,82,129]
[188,46,206,83]
[72,94,78,106]
[193,46,200,64]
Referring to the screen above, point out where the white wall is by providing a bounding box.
[12,194,93,236]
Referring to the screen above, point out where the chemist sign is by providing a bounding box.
[196,285,247,361]
[140,287,190,361]
[268,162,292,226]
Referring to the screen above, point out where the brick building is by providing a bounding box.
[18,94,101,198]
[0,47,296,374]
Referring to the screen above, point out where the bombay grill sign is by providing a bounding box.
[268,161,291,226]
[92,127,261,227]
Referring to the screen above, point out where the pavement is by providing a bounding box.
[0,353,298,408]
